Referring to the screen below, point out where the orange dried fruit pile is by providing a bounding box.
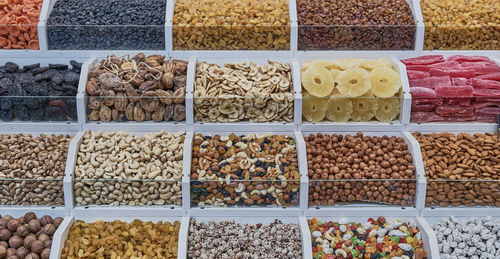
[0,0,42,50]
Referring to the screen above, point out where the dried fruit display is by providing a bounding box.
[0,212,63,259]
[403,55,500,123]
[46,0,166,50]
[421,0,499,50]
[413,132,500,207]
[0,0,42,50]
[306,132,417,206]
[74,131,184,206]
[0,61,81,122]
[301,59,402,123]
[297,0,416,50]
[309,217,428,258]
[61,219,180,258]
[173,0,290,50]
[191,133,300,207]
[194,61,294,123]
[0,133,71,206]
[86,53,186,122]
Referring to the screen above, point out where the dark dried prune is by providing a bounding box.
[13,105,31,121]
[4,62,19,72]
[45,106,67,121]
[70,60,83,71]
[64,72,80,85]
[23,63,41,70]
[29,108,45,121]
[65,99,77,120]
[31,66,50,75]
[1,109,13,121]
[49,64,69,70]
[52,73,64,85]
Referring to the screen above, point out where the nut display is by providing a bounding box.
[0,0,42,50]
[413,132,500,207]
[74,131,184,206]
[301,58,402,123]
[421,0,500,50]
[194,61,294,123]
[309,217,428,258]
[403,55,500,123]
[297,0,415,50]
[435,217,500,258]
[0,133,71,206]
[86,53,187,122]
[0,212,63,259]
[191,133,300,207]
[173,0,290,50]
[0,61,82,122]
[46,0,166,50]
[61,219,180,258]
[188,219,302,258]
[306,132,416,206]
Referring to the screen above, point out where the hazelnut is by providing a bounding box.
[0,241,7,248]
[30,240,44,254]
[23,235,36,249]
[41,248,50,259]
[37,234,49,243]
[1,217,12,223]
[15,246,29,258]
[8,235,22,249]
[0,219,8,229]
[0,246,5,258]
[41,224,55,236]
[6,248,16,256]
[22,213,36,224]
[43,240,52,248]
[28,220,41,233]
[25,253,39,259]
[6,220,20,232]
[15,226,29,237]
[377,216,386,225]
[39,217,52,227]
[0,229,11,241]
[52,217,64,228]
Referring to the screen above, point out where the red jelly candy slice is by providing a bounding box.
[409,76,450,89]
[476,115,498,123]
[442,115,476,122]
[436,104,474,116]
[408,70,430,80]
[471,79,500,90]
[411,112,444,123]
[411,87,436,97]
[412,97,443,106]
[473,88,500,97]
[435,85,473,98]
[452,78,469,86]
[476,72,500,81]
[444,98,471,107]
[476,107,500,116]
[429,68,475,78]
[473,101,500,109]
[446,55,490,63]
[401,55,444,66]
[406,65,430,72]
[411,104,435,112]
[460,61,497,67]
[470,65,500,75]
[429,61,460,69]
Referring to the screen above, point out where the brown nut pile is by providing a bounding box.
[86,53,187,122]
[61,219,180,259]
[0,212,63,259]
[194,61,294,123]
[173,0,290,50]
[421,0,500,50]
[297,0,415,50]
[0,133,72,206]
[413,132,500,207]
[305,132,416,206]
[191,133,300,207]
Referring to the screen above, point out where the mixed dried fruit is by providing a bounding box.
[0,61,81,122]
[86,53,186,122]
[61,219,180,258]
[403,55,500,123]
[309,217,427,259]
[173,0,290,50]
[194,61,294,123]
[191,133,300,207]
[0,0,42,49]
[301,59,402,123]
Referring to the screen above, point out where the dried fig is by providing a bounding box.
[161,72,174,89]
[120,60,136,71]
[87,97,102,110]
[174,60,188,75]
[114,92,128,111]
[123,72,144,87]
[139,81,159,92]
[88,68,105,79]
[173,87,185,104]
[163,58,175,73]
[111,109,124,122]
[152,106,165,122]
[98,73,122,90]
[145,55,165,67]
[125,103,135,121]
[164,105,174,121]
[145,111,152,121]
[131,53,145,63]
[174,75,187,89]
[133,104,145,122]
[99,105,112,122]
[155,89,173,105]
[125,83,140,103]
[85,78,100,96]
[139,91,159,113]
[102,90,116,107]
[173,104,186,121]
[88,109,100,121]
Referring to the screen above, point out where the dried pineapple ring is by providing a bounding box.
[351,92,378,121]
[302,92,327,123]
[326,97,352,122]
[336,68,371,97]
[301,66,335,97]
[302,60,338,73]
[361,58,392,71]
[333,58,366,70]
[370,67,401,98]
[375,98,400,123]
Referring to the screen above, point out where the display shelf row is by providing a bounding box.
[0,128,497,216]
[1,54,498,132]
[0,0,498,53]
